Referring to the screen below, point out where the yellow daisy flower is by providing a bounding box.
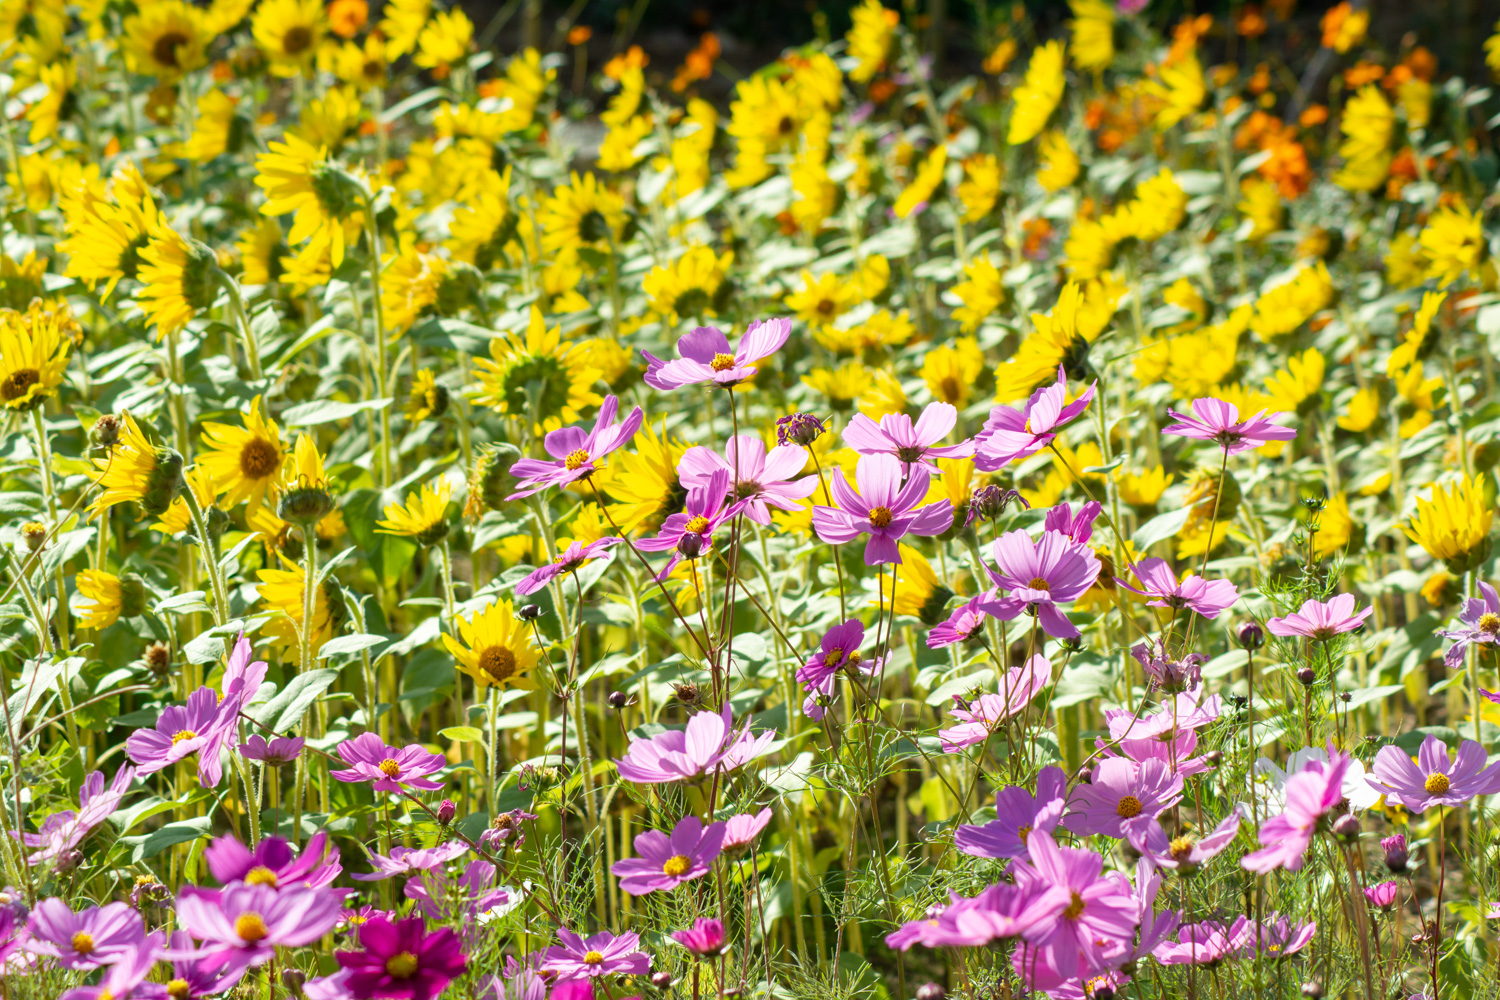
[1036,129,1079,192]
[600,423,690,534]
[184,89,245,163]
[443,599,540,692]
[445,167,516,270]
[407,369,449,422]
[1068,0,1114,73]
[473,307,603,431]
[537,172,627,256]
[1332,86,1394,193]
[995,282,1096,402]
[90,412,184,519]
[880,544,956,626]
[1419,202,1484,288]
[254,135,367,266]
[136,217,221,340]
[950,254,1006,333]
[25,60,74,143]
[642,246,733,326]
[74,570,129,630]
[0,301,72,411]
[238,218,290,287]
[377,478,455,546]
[257,558,342,653]
[1008,40,1066,144]
[847,0,898,83]
[785,270,863,326]
[199,395,285,509]
[893,146,947,219]
[414,7,472,73]
[58,163,158,300]
[122,0,208,82]
[921,337,985,408]
[379,0,429,59]
[802,361,869,410]
[1116,466,1173,509]
[956,154,1002,222]
[252,0,326,77]
[1404,475,1494,568]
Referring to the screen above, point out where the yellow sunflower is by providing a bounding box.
[443,599,539,692]
[414,7,472,73]
[538,172,627,256]
[89,412,184,519]
[446,167,516,270]
[199,395,286,509]
[257,557,341,653]
[74,570,130,630]
[1008,40,1066,144]
[122,0,208,82]
[994,282,1096,402]
[332,35,389,89]
[473,307,602,431]
[254,135,367,266]
[847,0,898,83]
[920,337,985,408]
[58,163,158,299]
[1405,475,1494,569]
[377,478,454,546]
[379,0,429,59]
[0,302,72,411]
[599,423,690,533]
[950,254,1006,333]
[238,218,290,286]
[25,60,74,143]
[152,464,219,535]
[136,216,221,340]
[642,246,733,325]
[406,368,449,421]
[252,0,326,77]
[184,89,244,163]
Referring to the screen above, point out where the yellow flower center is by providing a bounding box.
[684,515,711,534]
[1027,577,1050,591]
[71,932,95,954]
[824,647,842,663]
[167,981,191,1000]
[379,758,403,778]
[583,950,606,966]
[171,729,199,745]
[1064,891,1086,920]
[1169,835,1194,860]
[479,645,517,682]
[1480,613,1500,635]
[663,854,692,877]
[245,865,279,887]
[235,912,268,942]
[1425,772,1450,794]
[869,506,893,528]
[710,353,736,372]
[385,951,420,979]
[846,649,862,665]
[152,31,189,68]
[0,368,40,402]
[1016,824,1032,844]
[1116,795,1143,819]
[239,437,282,479]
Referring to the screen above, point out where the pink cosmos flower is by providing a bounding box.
[670,918,728,957]
[885,881,1071,951]
[1366,734,1500,812]
[405,859,515,930]
[1231,914,1316,960]
[125,687,223,787]
[843,402,974,475]
[16,764,133,865]
[614,703,775,784]
[1009,830,1141,975]
[642,319,790,390]
[953,765,1067,861]
[172,884,341,978]
[238,734,305,765]
[204,832,341,891]
[1153,921,1237,966]
[516,537,622,596]
[812,453,952,565]
[351,842,470,882]
[330,733,446,793]
[635,468,745,580]
[721,808,773,854]
[1363,881,1401,910]
[1123,858,1180,963]
[678,435,818,525]
[25,900,146,969]
[1126,807,1244,872]
[1115,557,1239,619]
[1130,640,1207,693]
[974,365,1097,470]
[57,933,163,1000]
[335,915,467,1000]
[926,592,1003,648]
[507,396,645,499]
[1063,758,1183,840]
[611,816,726,896]
[1266,593,1373,640]
[1044,501,1102,545]
[795,618,879,719]
[1162,397,1297,456]
[1441,583,1500,667]
[1242,750,1351,873]
[541,928,651,980]
[985,530,1101,639]
[937,655,1049,752]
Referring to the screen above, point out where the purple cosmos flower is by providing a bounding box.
[1266,593,1372,640]
[330,733,446,793]
[160,929,237,999]
[1130,641,1208,694]
[635,468,745,580]
[17,765,134,864]
[1126,807,1244,872]
[614,703,775,783]
[812,453,952,565]
[1231,914,1316,960]
[612,816,726,896]
[1153,921,1237,966]
[25,900,146,969]
[405,860,515,929]
[1115,557,1239,620]
[1381,833,1409,872]
[776,412,827,447]
[204,832,341,891]
[1063,758,1183,840]
[1441,583,1500,667]
[336,915,466,1000]
[1363,881,1401,910]
[954,766,1068,861]
[1123,858,1181,963]
[507,396,644,499]
[1009,830,1141,976]
[886,880,1072,951]
[722,808,773,854]
[795,619,880,720]
[58,932,164,1000]
[642,318,790,390]
[172,884,341,978]
[1242,751,1351,873]
[1163,397,1297,455]
[125,687,223,786]
[238,734,305,765]
[1044,501,1102,545]
[202,634,270,785]
[937,655,1050,751]
[478,958,548,1000]
[541,928,651,980]
[517,537,622,596]
[926,592,1002,648]
[671,918,727,957]
[1105,689,1222,742]
[1366,734,1500,812]
[351,842,470,882]
[843,402,974,476]
[985,530,1101,639]
[679,436,818,526]
[974,365,1097,470]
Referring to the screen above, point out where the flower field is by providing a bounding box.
[6,0,1500,997]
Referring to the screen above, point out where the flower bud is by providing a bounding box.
[1331,813,1361,842]
[1297,667,1316,686]
[607,690,630,710]
[651,972,674,990]
[143,641,172,678]
[277,485,336,527]
[673,682,701,706]
[1301,982,1323,1000]
[517,604,543,622]
[1381,833,1408,873]
[90,414,121,451]
[139,449,185,517]
[917,984,946,1000]
[436,799,456,826]
[21,521,46,552]
[119,573,147,619]
[775,412,826,447]
[281,968,306,995]
[676,532,704,560]
[1236,620,1264,650]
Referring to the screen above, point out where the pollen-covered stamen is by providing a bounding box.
[245,866,279,887]
[1063,891,1086,920]
[1480,613,1500,635]
[71,932,95,954]
[869,506,894,528]
[166,980,192,1000]
[1168,835,1194,860]
[385,951,420,979]
[234,912,268,942]
[171,729,199,745]
[1425,771,1450,795]
[1016,824,1032,844]
[480,646,517,682]
[564,448,590,471]
[379,758,403,779]
[662,855,692,877]
[684,515,711,534]
[1027,577,1051,591]
[583,950,606,966]
[710,353,736,372]
[1116,795,1143,819]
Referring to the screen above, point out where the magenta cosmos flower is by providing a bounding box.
[335,915,466,1000]
[886,880,1071,951]
[812,453,952,565]
[517,536,621,596]
[238,734,304,765]
[635,468,744,580]
[1044,500,1102,545]
[937,655,1049,751]
[722,807,772,854]
[18,764,133,864]
[678,435,818,525]
[926,592,1004,649]
[843,402,974,476]
[611,815,726,896]
[1116,557,1238,620]
[1366,734,1500,812]
[1363,881,1401,909]
[974,365,1097,470]
[541,928,651,980]
[795,619,867,698]
[25,900,146,969]
[1266,593,1372,640]
[985,530,1101,639]
[1063,758,1183,840]
[614,703,774,783]
[1163,396,1297,456]
[643,318,790,390]
[507,395,644,499]
[172,884,341,977]
[954,765,1067,861]
[125,687,223,787]
[1127,807,1244,873]
[205,832,341,891]
[1153,922,1237,966]
[352,842,470,882]
[670,918,728,957]
[57,932,163,1000]
[1231,914,1316,961]
[1008,830,1140,975]
[1441,582,1500,667]
[330,733,446,793]
[1242,751,1350,873]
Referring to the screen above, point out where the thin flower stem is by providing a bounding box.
[362,199,394,490]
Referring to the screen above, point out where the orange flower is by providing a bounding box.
[1236,4,1267,37]
[1299,104,1329,127]
[1343,61,1384,88]
[566,25,592,46]
[671,32,720,92]
[603,45,648,80]
[327,0,367,38]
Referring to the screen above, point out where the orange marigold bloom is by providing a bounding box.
[672,32,720,92]
[1299,104,1329,127]
[1343,61,1384,88]
[1237,4,1267,37]
[327,0,366,38]
[566,25,592,46]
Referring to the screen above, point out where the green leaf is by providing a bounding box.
[282,397,393,426]
[319,633,388,658]
[440,726,484,743]
[124,816,211,862]
[1132,507,1194,550]
[251,668,340,731]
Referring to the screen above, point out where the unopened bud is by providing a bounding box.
[651,972,674,990]
[90,414,121,450]
[676,532,704,560]
[917,984,946,1000]
[517,604,543,622]
[436,799,456,825]
[281,968,306,995]
[775,412,826,447]
[673,682,700,706]
[607,690,629,710]
[1382,834,1408,873]
[143,641,172,678]
[1331,813,1361,842]
[21,521,46,552]
[119,573,147,619]
[1236,620,1264,650]
[1297,667,1316,687]
[140,449,185,517]
[1301,982,1323,1000]
[277,486,336,528]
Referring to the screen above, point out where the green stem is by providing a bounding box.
[363,200,394,489]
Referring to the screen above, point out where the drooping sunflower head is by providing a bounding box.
[442,599,539,691]
[377,478,455,546]
[136,217,221,340]
[251,0,326,77]
[473,307,602,431]
[537,171,627,256]
[0,300,73,411]
[90,412,185,519]
[254,135,369,266]
[122,0,208,81]
[199,395,285,510]
[275,434,335,526]
[406,368,449,422]
[237,219,290,287]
